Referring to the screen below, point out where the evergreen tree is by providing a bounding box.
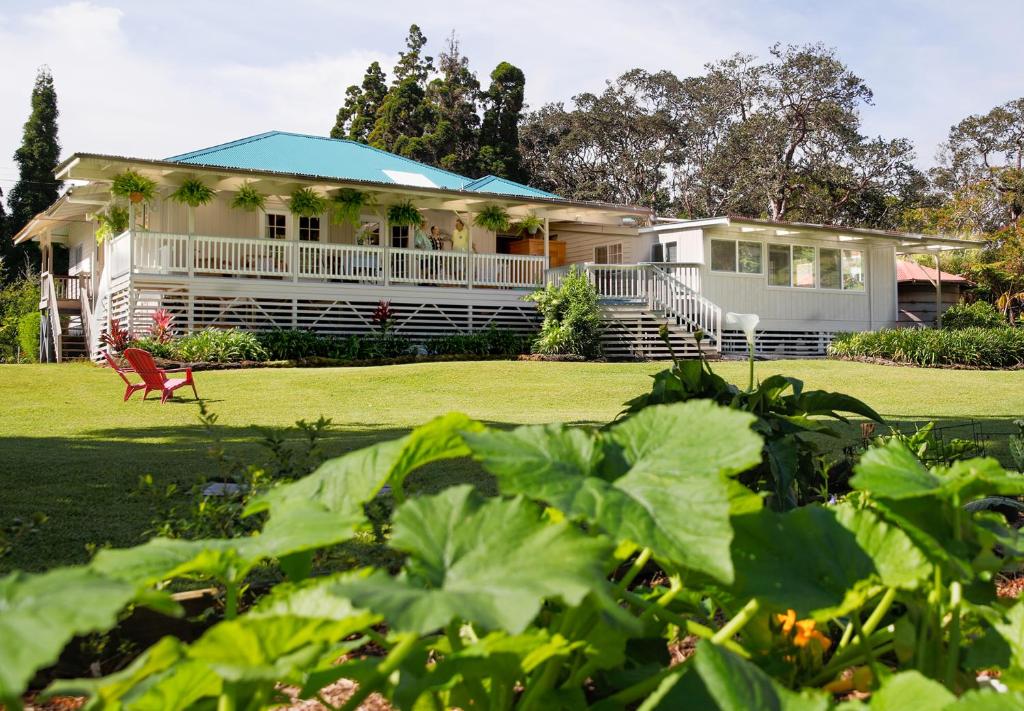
[393,24,434,87]
[330,61,388,143]
[419,32,481,174]
[478,62,528,182]
[367,25,436,157]
[3,67,60,279]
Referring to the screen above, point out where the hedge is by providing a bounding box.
[829,326,1024,368]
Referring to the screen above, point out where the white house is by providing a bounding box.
[14,131,974,361]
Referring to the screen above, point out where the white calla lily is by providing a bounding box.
[725,312,760,391]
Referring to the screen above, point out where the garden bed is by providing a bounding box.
[829,354,1024,371]
[144,353,530,371]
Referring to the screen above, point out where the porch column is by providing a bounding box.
[382,217,391,286]
[467,226,474,290]
[935,252,943,328]
[543,217,550,270]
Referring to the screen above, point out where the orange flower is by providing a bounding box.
[775,609,832,652]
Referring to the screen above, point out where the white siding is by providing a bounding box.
[552,223,645,264]
[697,225,898,331]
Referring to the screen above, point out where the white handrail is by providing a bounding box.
[648,264,722,344]
[42,271,62,362]
[79,274,94,358]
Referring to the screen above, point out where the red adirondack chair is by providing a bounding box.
[122,348,199,403]
[103,350,147,402]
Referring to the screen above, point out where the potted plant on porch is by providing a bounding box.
[515,213,544,236]
[230,183,266,212]
[95,206,130,243]
[386,200,422,227]
[289,187,328,218]
[474,204,511,233]
[110,170,157,204]
[331,188,375,228]
[169,178,216,235]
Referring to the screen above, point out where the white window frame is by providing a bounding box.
[594,243,623,265]
[298,215,322,242]
[709,238,764,275]
[264,211,289,240]
[391,224,411,249]
[764,242,867,293]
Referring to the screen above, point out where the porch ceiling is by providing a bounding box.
[55,153,651,222]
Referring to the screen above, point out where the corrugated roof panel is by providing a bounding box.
[462,174,560,199]
[165,131,470,190]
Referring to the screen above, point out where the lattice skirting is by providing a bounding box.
[119,283,540,344]
[720,330,836,357]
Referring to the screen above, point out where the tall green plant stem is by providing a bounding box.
[841,588,896,650]
[615,547,652,593]
[621,590,750,658]
[338,633,419,711]
[224,582,239,620]
[747,343,755,392]
[945,581,963,688]
[851,613,882,687]
[809,626,895,686]
[712,599,760,644]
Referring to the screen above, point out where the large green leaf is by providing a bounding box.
[639,640,829,711]
[466,401,763,582]
[866,671,955,710]
[964,601,1024,684]
[335,485,613,634]
[0,567,138,705]
[730,504,931,618]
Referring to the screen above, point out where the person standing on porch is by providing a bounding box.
[452,217,471,252]
[413,217,434,283]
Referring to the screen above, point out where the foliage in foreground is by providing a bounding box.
[0,270,40,363]
[3,400,1024,709]
[526,266,603,358]
[830,326,1024,368]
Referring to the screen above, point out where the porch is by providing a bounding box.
[109,230,547,290]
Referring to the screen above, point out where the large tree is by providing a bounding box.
[367,25,436,157]
[4,67,61,278]
[330,61,388,143]
[478,62,528,182]
[931,97,1024,233]
[418,32,481,175]
[521,44,920,227]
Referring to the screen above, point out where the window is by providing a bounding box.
[711,239,762,274]
[792,245,816,288]
[356,219,380,246]
[298,216,321,242]
[391,225,410,249]
[595,243,623,264]
[651,242,677,262]
[768,245,791,286]
[265,213,287,240]
[710,239,736,272]
[819,248,842,290]
[737,242,762,274]
[842,250,865,291]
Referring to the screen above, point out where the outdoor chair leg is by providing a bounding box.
[124,385,133,402]
[191,383,199,399]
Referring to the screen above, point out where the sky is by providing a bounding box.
[0,0,1022,189]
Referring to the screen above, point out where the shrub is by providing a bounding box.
[526,267,603,358]
[16,311,40,362]
[941,300,1006,329]
[0,272,40,363]
[169,328,268,363]
[829,326,1024,368]
[423,327,531,357]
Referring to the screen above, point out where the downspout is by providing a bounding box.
[935,252,943,328]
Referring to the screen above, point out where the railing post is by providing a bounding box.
[292,241,299,283]
[188,234,194,278]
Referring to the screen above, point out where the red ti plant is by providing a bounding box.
[100,318,131,354]
[150,308,174,344]
[371,299,395,334]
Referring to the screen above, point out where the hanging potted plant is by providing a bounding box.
[474,204,511,233]
[95,206,130,244]
[110,170,157,204]
[515,213,544,236]
[331,188,375,228]
[169,178,215,208]
[289,187,328,218]
[231,183,266,212]
[386,200,422,227]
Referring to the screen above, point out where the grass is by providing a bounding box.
[2,359,1024,572]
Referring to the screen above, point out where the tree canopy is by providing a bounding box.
[3,66,61,281]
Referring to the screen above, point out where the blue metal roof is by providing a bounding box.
[165,131,560,199]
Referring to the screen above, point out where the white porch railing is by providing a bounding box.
[124,231,545,290]
[545,262,721,344]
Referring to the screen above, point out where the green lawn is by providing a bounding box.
[2,359,1023,572]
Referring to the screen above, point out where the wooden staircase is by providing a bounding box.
[600,302,718,360]
[41,273,93,362]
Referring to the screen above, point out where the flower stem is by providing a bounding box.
[944,581,963,690]
[615,547,652,594]
[338,633,419,711]
[712,599,760,645]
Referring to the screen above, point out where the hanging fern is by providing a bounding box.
[331,188,375,228]
[474,205,511,233]
[289,187,328,218]
[95,206,130,243]
[169,178,215,208]
[231,183,266,212]
[110,170,157,204]
[386,200,422,227]
[515,213,544,235]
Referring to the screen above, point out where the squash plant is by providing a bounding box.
[4,405,1024,709]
